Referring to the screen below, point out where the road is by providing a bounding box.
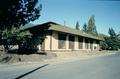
[22,54,120,79]
[0,62,48,79]
[0,53,120,79]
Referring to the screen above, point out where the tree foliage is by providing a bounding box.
[82,23,87,32]
[0,0,41,30]
[87,15,98,35]
[100,40,108,50]
[0,0,41,52]
[100,28,120,50]
[75,21,80,30]
[82,15,98,36]
[108,28,117,38]
[1,27,32,52]
[107,28,120,50]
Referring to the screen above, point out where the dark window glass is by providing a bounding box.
[96,40,99,44]
[69,35,74,49]
[90,39,93,50]
[58,33,66,49]
[78,37,83,49]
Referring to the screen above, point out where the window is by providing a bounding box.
[69,35,75,49]
[96,40,99,44]
[58,33,66,49]
[78,37,83,49]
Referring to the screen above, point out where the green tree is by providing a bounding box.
[107,28,120,50]
[100,40,108,50]
[75,21,80,30]
[100,28,120,50]
[108,28,117,38]
[0,0,41,30]
[118,32,120,36]
[82,23,87,32]
[1,27,32,52]
[87,15,98,35]
[0,0,41,52]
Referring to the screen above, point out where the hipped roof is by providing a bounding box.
[25,22,103,41]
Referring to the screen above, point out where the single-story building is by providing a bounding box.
[25,22,102,52]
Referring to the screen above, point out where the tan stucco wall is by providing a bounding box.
[51,31,58,50]
[82,38,85,50]
[44,35,51,50]
[74,36,79,50]
[66,34,69,50]
[42,31,100,51]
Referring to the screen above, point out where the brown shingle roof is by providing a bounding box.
[48,22,102,40]
[25,22,103,41]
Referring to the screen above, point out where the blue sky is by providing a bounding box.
[32,0,120,35]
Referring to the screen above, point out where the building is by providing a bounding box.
[26,22,102,52]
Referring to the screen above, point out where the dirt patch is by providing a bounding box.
[45,50,119,64]
[0,50,119,64]
[52,50,118,58]
[0,51,57,64]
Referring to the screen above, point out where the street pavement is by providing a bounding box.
[0,62,48,79]
[22,53,120,79]
[0,53,120,79]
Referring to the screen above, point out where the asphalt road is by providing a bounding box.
[0,62,47,79]
[0,53,120,79]
[22,53,120,79]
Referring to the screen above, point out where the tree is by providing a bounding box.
[87,15,98,35]
[101,28,120,50]
[108,28,117,38]
[118,32,120,36]
[100,41,108,50]
[0,0,41,52]
[75,21,80,30]
[1,27,32,52]
[0,0,41,30]
[107,28,120,50]
[106,38,119,50]
[82,23,87,32]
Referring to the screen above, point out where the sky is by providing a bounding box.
[32,0,120,35]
